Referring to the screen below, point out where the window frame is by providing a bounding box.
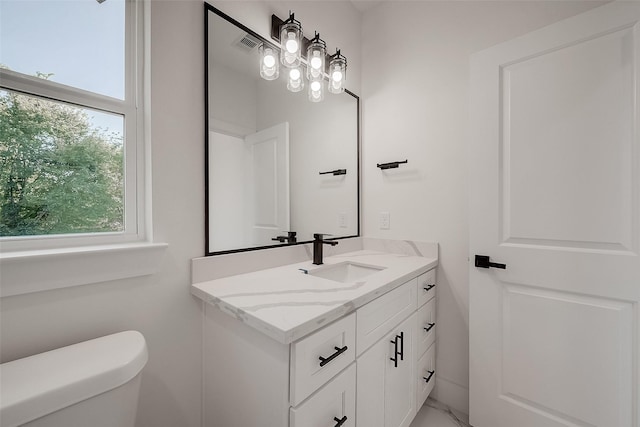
[0,0,144,251]
[0,0,166,298]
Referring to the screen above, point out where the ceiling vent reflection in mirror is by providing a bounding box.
[235,33,260,52]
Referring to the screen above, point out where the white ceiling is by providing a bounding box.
[349,0,385,14]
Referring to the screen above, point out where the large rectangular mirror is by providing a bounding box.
[205,4,360,255]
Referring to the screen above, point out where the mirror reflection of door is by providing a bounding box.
[208,123,289,252]
[244,123,290,247]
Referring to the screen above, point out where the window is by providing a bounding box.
[0,0,144,250]
[0,0,165,297]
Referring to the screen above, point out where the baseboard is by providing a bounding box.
[431,376,469,418]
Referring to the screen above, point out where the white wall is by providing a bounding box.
[361,0,606,415]
[209,62,258,136]
[0,1,205,426]
[209,131,247,251]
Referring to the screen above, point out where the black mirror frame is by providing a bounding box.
[204,2,360,256]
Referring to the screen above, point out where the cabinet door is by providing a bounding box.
[290,363,356,427]
[357,313,416,427]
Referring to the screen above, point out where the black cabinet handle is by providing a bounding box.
[474,255,506,269]
[424,370,435,383]
[390,336,399,367]
[424,323,435,332]
[333,416,348,427]
[390,332,404,367]
[333,415,347,427]
[423,284,435,291]
[319,346,348,367]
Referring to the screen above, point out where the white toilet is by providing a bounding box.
[0,330,148,427]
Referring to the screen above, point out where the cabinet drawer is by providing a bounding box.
[290,363,356,427]
[417,298,436,357]
[290,313,356,406]
[417,269,436,307]
[416,343,436,409]
[356,279,417,356]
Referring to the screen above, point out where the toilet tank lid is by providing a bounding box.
[0,330,148,427]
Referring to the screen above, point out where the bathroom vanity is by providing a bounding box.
[191,248,438,427]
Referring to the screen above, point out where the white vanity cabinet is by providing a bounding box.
[199,260,437,427]
[357,312,417,427]
[203,306,357,427]
[355,270,437,427]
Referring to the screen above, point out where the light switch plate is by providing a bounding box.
[380,212,390,230]
[338,212,348,228]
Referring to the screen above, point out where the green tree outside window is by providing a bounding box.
[0,76,124,237]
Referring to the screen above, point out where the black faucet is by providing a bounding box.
[272,231,297,244]
[313,233,338,265]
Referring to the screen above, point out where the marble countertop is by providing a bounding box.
[191,250,437,344]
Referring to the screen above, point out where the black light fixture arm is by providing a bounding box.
[282,10,300,26]
[270,13,338,71]
[330,48,347,67]
[310,31,323,44]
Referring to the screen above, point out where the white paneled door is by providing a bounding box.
[244,122,290,246]
[469,3,640,427]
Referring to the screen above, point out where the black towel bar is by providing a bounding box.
[377,160,408,170]
[319,169,347,176]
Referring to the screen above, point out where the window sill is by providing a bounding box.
[0,242,168,297]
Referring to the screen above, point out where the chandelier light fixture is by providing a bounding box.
[279,12,302,68]
[259,44,279,81]
[259,11,348,102]
[308,78,324,103]
[306,32,326,81]
[328,49,347,94]
[287,66,304,92]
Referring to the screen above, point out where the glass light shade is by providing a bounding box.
[328,53,347,94]
[306,37,326,80]
[308,78,324,102]
[287,67,304,92]
[259,44,279,81]
[279,20,302,68]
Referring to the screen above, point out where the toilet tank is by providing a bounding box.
[0,331,148,427]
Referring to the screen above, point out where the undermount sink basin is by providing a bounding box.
[308,261,386,283]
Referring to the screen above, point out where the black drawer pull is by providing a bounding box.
[390,331,404,367]
[390,335,399,367]
[423,284,436,291]
[424,370,435,383]
[334,416,348,427]
[319,346,348,367]
[424,323,435,332]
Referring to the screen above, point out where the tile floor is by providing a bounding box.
[410,399,471,427]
